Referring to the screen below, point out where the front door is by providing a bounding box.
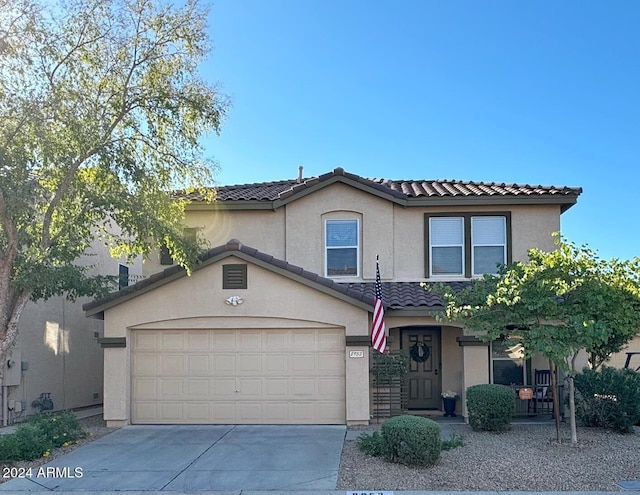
[404,327,441,409]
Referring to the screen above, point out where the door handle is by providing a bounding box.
[434,369,438,375]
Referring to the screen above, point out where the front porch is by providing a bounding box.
[369,322,564,423]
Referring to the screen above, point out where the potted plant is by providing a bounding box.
[441,390,459,417]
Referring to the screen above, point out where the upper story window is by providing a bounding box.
[325,219,359,277]
[118,264,129,290]
[430,217,464,276]
[472,216,506,276]
[425,212,510,278]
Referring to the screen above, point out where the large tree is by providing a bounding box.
[430,237,640,443]
[0,0,227,383]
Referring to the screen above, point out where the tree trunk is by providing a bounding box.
[568,354,578,444]
[550,359,561,443]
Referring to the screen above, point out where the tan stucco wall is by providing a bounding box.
[461,345,490,417]
[284,183,394,281]
[103,255,371,424]
[6,239,142,421]
[144,209,286,277]
[162,186,563,283]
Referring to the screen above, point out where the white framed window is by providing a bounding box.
[429,217,464,276]
[472,216,506,275]
[490,340,528,386]
[325,219,359,277]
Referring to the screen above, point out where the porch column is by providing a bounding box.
[461,343,489,419]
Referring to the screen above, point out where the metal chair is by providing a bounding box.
[531,369,553,414]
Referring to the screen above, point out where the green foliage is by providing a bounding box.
[0,411,86,462]
[371,351,409,384]
[466,384,515,432]
[0,0,229,333]
[428,236,640,374]
[357,431,387,457]
[574,366,640,433]
[441,432,465,451]
[380,415,441,466]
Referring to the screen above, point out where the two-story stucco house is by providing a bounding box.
[84,167,583,427]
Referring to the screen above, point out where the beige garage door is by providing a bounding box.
[131,328,345,424]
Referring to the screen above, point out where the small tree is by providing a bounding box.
[429,236,640,444]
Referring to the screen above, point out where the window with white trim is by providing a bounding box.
[325,219,359,277]
[490,340,528,386]
[472,216,506,275]
[430,217,464,276]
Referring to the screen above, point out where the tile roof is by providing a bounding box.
[181,167,582,204]
[342,281,471,310]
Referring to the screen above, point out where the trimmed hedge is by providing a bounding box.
[380,415,441,466]
[466,384,515,432]
[574,366,640,433]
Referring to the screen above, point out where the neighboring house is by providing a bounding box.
[84,167,583,426]
[2,240,142,424]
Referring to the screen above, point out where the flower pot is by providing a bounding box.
[442,397,457,417]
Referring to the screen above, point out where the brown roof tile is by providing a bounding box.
[342,281,471,310]
[181,168,582,204]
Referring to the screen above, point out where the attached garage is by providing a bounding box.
[85,239,373,427]
[131,328,345,424]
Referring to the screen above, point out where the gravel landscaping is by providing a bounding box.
[338,422,640,491]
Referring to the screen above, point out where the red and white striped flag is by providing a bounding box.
[371,256,386,353]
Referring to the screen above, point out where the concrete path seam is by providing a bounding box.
[158,425,238,491]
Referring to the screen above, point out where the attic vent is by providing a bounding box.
[223,264,247,289]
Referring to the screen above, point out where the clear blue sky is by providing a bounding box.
[201,1,639,261]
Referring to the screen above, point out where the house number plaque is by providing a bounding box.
[349,350,365,358]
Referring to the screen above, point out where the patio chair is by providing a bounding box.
[531,369,553,415]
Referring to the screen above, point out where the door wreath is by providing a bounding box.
[410,342,430,363]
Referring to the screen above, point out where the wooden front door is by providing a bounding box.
[404,327,441,409]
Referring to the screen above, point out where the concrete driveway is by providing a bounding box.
[0,424,346,492]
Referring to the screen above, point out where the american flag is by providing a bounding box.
[371,256,386,353]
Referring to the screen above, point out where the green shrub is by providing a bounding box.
[441,432,465,451]
[574,366,640,433]
[466,384,515,432]
[380,415,441,466]
[357,431,387,457]
[0,411,86,462]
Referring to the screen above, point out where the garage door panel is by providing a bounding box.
[187,331,210,350]
[213,331,235,349]
[133,378,158,399]
[186,378,210,397]
[187,354,210,374]
[238,330,262,350]
[237,354,262,372]
[160,355,186,375]
[318,353,344,373]
[132,328,345,424]
[264,354,288,373]
[265,331,288,349]
[133,355,159,375]
[212,354,235,373]
[291,354,316,373]
[161,332,184,350]
[264,378,288,397]
[159,402,184,420]
[160,378,184,397]
[212,377,236,397]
